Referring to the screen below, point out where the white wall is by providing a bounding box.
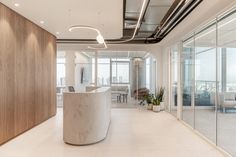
[75,52,91,91]
[65,51,76,87]
[162,47,170,109]
[62,50,92,91]
[147,44,163,88]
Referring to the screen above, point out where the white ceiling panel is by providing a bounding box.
[0,0,123,39]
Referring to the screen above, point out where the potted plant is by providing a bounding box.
[152,96,161,112]
[157,87,165,110]
[146,94,154,110]
[141,93,153,110]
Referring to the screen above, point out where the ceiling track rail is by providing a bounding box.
[154,0,203,39]
[56,38,158,44]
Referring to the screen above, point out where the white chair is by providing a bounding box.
[222,92,236,113]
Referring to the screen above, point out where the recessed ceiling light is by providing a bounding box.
[56,32,60,35]
[40,21,44,24]
[14,3,20,7]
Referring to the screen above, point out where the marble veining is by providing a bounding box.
[63,87,111,145]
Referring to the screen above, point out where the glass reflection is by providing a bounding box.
[182,37,195,127]
[194,23,216,143]
[217,11,236,156]
[180,9,236,156]
[170,46,178,117]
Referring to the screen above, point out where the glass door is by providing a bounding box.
[194,23,217,143]
[170,46,178,117]
[217,10,236,156]
[182,37,195,127]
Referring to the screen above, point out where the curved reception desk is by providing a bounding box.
[63,87,111,145]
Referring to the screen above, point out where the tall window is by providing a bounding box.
[97,58,110,86]
[57,58,66,86]
[112,58,130,84]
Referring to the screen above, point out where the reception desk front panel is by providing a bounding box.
[63,87,111,145]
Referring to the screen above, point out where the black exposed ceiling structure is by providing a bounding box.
[57,0,202,44]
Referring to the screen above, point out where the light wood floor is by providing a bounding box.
[0,108,227,157]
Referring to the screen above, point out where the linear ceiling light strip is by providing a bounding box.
[68,25,107,49]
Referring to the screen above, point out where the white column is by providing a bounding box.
[95,51,98,86]
[65,51,76,87]
[168,47,172,113]
[177,42,183,120]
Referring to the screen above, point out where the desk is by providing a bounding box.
[63,87,111,145]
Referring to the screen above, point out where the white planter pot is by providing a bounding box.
[152,105,161,112]
[160,102,165,110]
[147,103,153,110]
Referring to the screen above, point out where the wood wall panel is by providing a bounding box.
[0,3,16,144]
[0,3,56,145]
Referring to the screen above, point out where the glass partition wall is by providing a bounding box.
[217,10,236,156]
[75,52,95,91]
[180,8,236,156]
[170,46,178,117]
[56,57,66,107]
[194,23,217,143]
[182,37,195,127]
[57,51,157,108]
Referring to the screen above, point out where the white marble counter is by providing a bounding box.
[63,87,111,145]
